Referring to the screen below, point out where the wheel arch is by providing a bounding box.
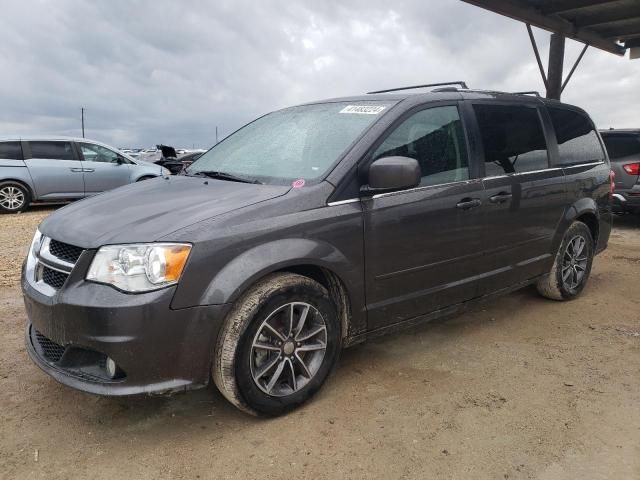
[134,174,158,182]
[192,238,365,341]
[275,265,352,340]
[554,198,600,253]
[0,178,35,199]
[575,211,599,246]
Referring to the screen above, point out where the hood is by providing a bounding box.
[132,158,159,168]
[39,176,290,248]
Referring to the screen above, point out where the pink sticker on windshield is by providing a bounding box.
[292,179,305,189]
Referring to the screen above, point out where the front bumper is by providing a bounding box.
[22,274,231,396]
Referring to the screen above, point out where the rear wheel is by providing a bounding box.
[213,273,341,416]
[0,181,30,213]
[537,221,594,301]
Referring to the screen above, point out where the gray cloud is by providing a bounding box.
[0,0,637,148]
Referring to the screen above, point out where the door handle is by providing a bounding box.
[70,167,83,173]
[489,192,513,204]
[456,198,482,210]
[83,168,95,173]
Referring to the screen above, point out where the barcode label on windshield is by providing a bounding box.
[339,105,386,115]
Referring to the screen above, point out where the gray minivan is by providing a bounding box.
[22,86,613,416]
[0,137,168,212]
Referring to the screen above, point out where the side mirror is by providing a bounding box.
[363,156,421,194]
[116,156,125,165]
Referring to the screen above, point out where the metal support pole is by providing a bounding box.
[546,33,565,100]
[81,108,85,138]
[526,24,549,92]
[561,44,589,94]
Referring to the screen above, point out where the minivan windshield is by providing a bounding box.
[187,101,395,185]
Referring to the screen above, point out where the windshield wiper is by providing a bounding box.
[189,170,262,184]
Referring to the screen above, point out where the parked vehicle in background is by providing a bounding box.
[600,129,640,214]
[150,146,205,174]
[152,144,183,174]
[120,148,143,159]
[0,137,169,213]
[175,150,204,170]
[22,85,612,416]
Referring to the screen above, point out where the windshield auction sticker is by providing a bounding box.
[339,105,386,115]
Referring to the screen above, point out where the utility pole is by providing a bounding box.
[215,126,218,144]
[81,108,85,138]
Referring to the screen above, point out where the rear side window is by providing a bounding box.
[29,141,75,160]
[372,105,469,186]
[601,134,640,159]
[548,107,604,164]
[0,142,23,160]
[473,104,549,176]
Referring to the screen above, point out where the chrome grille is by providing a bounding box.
[48,239,83,264]
[32,236,84,294]
[41,266,68,289]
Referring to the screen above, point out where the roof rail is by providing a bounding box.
[367,81,468,95]
[513,91,541,97]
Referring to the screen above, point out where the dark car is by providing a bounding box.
[152,145,183,174]
[151,146,204,174]
[22,84,612,416]
[600,129,640,214]
[176,150,204,169]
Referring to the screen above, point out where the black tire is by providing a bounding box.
[213,272,341,416]
[136,175,155,182]
[0,181,31,213]
[537,221,594,301]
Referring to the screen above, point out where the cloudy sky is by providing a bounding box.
[1,0,638,148]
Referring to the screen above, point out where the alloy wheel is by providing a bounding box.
[0,186,25,210]
[250,302,327,397]
[561,235,588,290]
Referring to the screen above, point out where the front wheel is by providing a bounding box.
[213,273,341,416]
[537,221,594,301]
[0,181,30,213]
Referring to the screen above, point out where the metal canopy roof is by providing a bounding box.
[462,0,640,56]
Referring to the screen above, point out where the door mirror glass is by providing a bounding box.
[366,156,421,192]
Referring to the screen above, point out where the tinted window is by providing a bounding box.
[80,143,124,163]
[29,141,75,160]
[0,142,23,160]
[601,134,640,159]
[372,106,469,186]
[548,107,604,165]
[474,104,549,175]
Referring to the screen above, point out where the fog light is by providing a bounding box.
[105,357,117,379]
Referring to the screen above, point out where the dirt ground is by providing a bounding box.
[0,207,638,480]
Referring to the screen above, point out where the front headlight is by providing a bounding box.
[161,167,171,176]
[27,229,43,259]
[25,229,42,274]
[86,243,191,293]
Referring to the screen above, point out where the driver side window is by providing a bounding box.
[372,105,469,187]
[80,143,123,163]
